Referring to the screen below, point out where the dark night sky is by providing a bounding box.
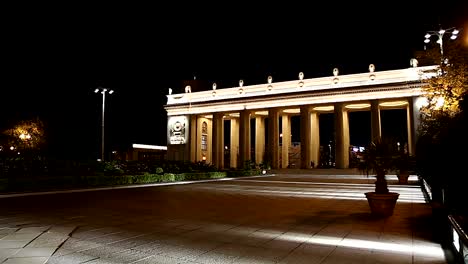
[2,2,467,160]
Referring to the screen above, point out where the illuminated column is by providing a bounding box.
[230,118,239,168]
[197,117,212,163]
[189,115,198,162]
[300,106,311,169]
[268,108,280,169]
[212,112,224,169]
[255,116,265,165]
[407,97,418,156]
[371,100,381,142]
[239,110,251,168]
[311,112,320,168]
[281,114,291,168]
[334,103,349,169]
[207,118,212,164]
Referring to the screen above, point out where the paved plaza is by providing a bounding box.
[0,170,452,263]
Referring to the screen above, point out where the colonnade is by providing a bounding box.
[181,97,418,169]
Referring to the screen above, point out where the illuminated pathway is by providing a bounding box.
[0,171,451,263]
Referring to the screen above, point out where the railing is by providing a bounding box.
[448,215,468,263]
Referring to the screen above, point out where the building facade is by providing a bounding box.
[164,64,437,169]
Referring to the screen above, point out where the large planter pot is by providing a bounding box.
[397,171,409,184]
[365,192,400,217]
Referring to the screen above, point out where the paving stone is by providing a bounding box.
[4,256,49,264]
[1,233,42,241]
[0,173,450,264]
[0,248,21,262]
[13,247,56,258]
[26,233,69,248]
[15,227,50,234]
[46,252,98,264]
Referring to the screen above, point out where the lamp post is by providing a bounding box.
[424,27,459,60]
[94,87,114,161]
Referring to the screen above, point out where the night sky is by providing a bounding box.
[2,3,467,160]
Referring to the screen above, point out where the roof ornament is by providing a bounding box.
[238,79,244,94]
[298,72,304,87]
[267,75,273,91]
[369,64,376,81]
[212,83,217,97]
[332,68,339,84]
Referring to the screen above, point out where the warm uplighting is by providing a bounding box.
[415,96,429,109]
[435,96,445,109]
[313,106,334,112]
[254,111,268,116]
[345,103,370,109]
[282,108,300,114]
[379,101,408,107]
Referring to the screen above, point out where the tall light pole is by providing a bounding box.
[424,27,459,60]
[94,87,114,161]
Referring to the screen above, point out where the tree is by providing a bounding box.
[1,118,45,156]
[415,35,468,216]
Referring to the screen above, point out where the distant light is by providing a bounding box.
[132,144,167,150]
[262,170,267,175]
[10,146,14,150]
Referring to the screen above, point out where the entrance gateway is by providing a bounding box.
[164,63,437,169]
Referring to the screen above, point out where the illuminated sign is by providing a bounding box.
[167,116,188,145]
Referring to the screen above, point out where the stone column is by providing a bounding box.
[239,110,251,168]
[268,108,280,169]
[255,116,265,165]
[371,100,381,142]
[300,106,311,169]
[281,114,291,168]
[311,112,320,168]
[212,113,224,169]
[407,97,418,156]
[189,115,198,162]
[230,118,239,168]
[334,103,349,169]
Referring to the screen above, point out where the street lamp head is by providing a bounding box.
[94,89,99,93]
[425,33,431,39]
[109,90,114,94]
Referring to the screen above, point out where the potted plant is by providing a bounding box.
[359,137,400,217]
[395,149,412,185]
